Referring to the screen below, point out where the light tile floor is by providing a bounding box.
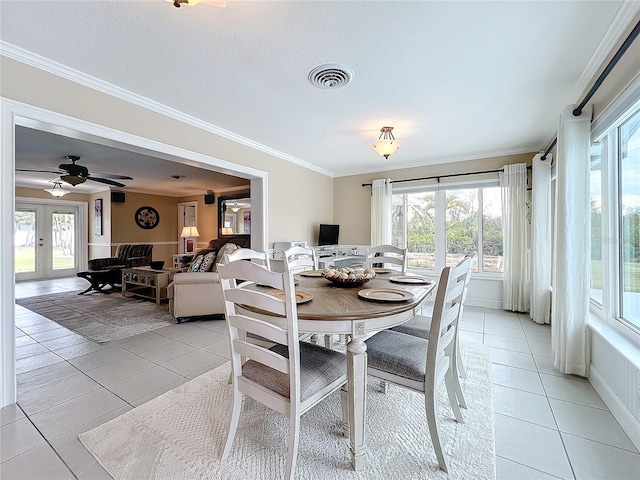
[2,277,639,479]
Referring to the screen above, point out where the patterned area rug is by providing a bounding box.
[79,343,495,479]
[16,292,175,343]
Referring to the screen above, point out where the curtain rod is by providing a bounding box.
[360,167,532,187]
[541,19,640,160]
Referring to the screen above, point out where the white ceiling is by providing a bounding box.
[0,0,634,190]
[13,125,250,196]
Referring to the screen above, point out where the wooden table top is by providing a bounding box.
[248,274,435,322]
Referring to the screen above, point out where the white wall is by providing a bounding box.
[589,326,640,450]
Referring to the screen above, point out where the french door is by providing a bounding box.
[15,202,80,281]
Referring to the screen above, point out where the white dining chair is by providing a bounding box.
[364,244,408,272]
[282,245,332,346]
[218,260,347,480]
[283,245,318,274]
[364,255,472,472]
[390,252,477,409]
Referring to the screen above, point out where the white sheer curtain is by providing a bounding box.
[552,104,592,377]
[530,153,552,324]
[371,179,392,246]
[500,163,530,312]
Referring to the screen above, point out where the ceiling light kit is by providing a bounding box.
[44,181,70,197]
[371,127,399,159]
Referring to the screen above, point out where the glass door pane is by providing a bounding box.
[14,208,37,273]
[51,211,75,270]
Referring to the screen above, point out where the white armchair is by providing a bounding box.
[167,238,247,323]
[167,271,225,322]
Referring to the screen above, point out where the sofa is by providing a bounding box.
[167,236,250,322]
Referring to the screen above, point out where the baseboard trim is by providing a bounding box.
[589,365,640,451]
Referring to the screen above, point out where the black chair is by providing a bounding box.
[77,244,153,294]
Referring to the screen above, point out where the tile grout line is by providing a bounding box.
[4,402,79,480]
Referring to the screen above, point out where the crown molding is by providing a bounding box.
[541,1,640,145]
[0,42,335,178]
[335,147,538,178]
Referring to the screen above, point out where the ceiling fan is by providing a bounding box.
[16,155,133,188]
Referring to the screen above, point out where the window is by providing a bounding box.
[592,101,640,331]
[590,143,603,304]
[619,110,640,326]
[392,185,503,274]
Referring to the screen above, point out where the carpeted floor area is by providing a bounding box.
[16,291,176,343]
[79,343,494,479]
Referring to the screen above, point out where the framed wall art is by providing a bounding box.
[94,198,103,236]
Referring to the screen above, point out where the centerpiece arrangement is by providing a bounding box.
[321,267,376,287]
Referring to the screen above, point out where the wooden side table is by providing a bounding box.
[121,267,179,305]
[172,254,194,270]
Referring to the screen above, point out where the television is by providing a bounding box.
[318,224,340,246]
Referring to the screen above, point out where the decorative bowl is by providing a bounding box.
[321,268,376,287]
[150,261,165,270]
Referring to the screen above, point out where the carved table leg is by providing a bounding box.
[347,323,367,471]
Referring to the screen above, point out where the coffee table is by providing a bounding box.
[121,267,179,305]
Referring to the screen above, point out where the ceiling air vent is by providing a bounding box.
[308,64,354,89]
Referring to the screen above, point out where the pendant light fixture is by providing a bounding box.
[169,0,226,7]
[44,181,70,197]
[371,126,400,159]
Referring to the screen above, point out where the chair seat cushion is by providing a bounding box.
[365,330,428,382]
[390,315,431,339]
[242,342,345,401]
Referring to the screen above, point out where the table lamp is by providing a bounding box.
[180,225,200,253]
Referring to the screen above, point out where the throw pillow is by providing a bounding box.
[187,254,205,272]
[213,243,239,271]
[199,251,218,272]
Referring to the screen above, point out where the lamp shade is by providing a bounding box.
[180,226,200,238]
[44,182,70,197]
[221,227,233,235]
[371,126,400,159]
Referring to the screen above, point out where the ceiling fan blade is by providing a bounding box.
[16,168,64,174]
[87,177,127,188]
[89,173,134,180]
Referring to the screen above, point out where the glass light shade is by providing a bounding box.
[230,203,240,213]
[168,0,226,7]
[44,182,70,197]
[371,139,400,159]
[180,226,200,238]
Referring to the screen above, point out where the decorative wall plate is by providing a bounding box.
[135,206,160,229]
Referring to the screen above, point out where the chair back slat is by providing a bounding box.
[283,246,317,274]
[224,288,288,317]
[228,314,288,345]
[223,247,271,270]
[365,244,408,272]
[234,340,290,374]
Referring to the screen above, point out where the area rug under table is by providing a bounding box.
[16,291,175,343]
[79,342,495,479]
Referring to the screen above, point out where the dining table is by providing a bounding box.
[242,271,435,471]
